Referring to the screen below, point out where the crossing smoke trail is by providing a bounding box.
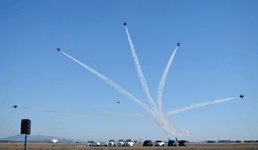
[60,51,155,116]
[19,107,151,118]
[61,51,191,136]
[125,27,158,113]
[124,27,190,136]
[157,46,178,112]
[152,114,191,136]
[165,97,238,116]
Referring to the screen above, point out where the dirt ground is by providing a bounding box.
[0,143,257,150]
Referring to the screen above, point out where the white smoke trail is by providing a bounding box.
[61,51,155,116]
[20,106,192,136]
[157,46,178,112]
[61,51,191,136]
[125,26,158,113]
[124,28,190,136]
[20,107,151,118]
[165,97,238,116]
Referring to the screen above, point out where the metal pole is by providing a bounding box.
[24,134,27,150]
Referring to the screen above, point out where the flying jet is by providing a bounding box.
[177,43,180,46]
[12,105,17,108]
[117,102,120,104]
[240,94,244,99]
[123,22,127,26]
[56,48,60,51]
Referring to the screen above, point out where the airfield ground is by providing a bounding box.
[1,143,258,150]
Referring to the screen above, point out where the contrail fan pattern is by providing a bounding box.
[41,26,240,136]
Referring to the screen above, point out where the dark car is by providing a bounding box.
[178,140,187,146]
[168,140,176,146]
[143,140,153,147]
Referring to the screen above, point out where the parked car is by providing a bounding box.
[118,139,125,147]
[92,141,101,146]
[155,140,164,147]
[143,140,153,147]
[125,139,134,147]
[108,139,116,147]
[168,139,176,146]
[178,140,187,146]
[100,142,108,146]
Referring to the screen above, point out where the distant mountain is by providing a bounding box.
[0,134,24,141]
[0,134,86,143]
[0,134,58,141]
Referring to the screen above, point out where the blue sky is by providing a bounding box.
[1,0,257,142]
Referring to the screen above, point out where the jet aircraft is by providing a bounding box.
[56,48,60,51]
[240,94,244,99]
[177,43,180,46]
[12,105,17,108]
[123,22,127,26]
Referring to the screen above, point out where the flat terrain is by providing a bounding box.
[1,143,257,150]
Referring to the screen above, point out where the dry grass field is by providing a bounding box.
[1,143,257,150]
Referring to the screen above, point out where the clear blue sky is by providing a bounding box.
[1,0,257,142]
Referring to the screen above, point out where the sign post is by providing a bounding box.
[21,119,31,150]
[24,134,27,150]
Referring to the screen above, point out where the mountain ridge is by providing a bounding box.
[0,134,86,142]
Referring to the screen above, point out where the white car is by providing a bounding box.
[155,140,164,147]
[125,139,134,147]
[108,139,116,147]
[92,141,101,146]
[118,139,125,147]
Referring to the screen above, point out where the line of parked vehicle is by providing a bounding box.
[87,138,187,147]
[88,139,135,147]
[143,139,187,147]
